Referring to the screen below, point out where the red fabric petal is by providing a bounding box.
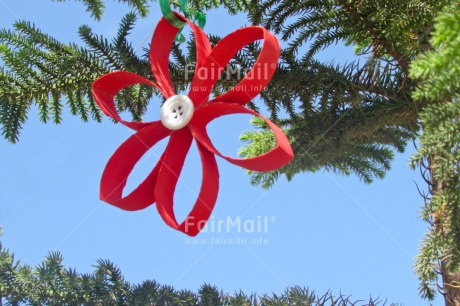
[100,122,172,211]
[189,26,280,107]
[150,14,212,99]
[92,71,158,131]
[190,102,293,172]
[154,128,219,237]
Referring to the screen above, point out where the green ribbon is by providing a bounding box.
[160,0,186,28]
[194,11,206,28]
[159,0,206,42]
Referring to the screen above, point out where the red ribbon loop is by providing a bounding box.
[92,71,158,131]
[150,15,212,99]
[154,129,219,237]
[191,103,293,172]
[100,122,171,211]
[189,26,280,107]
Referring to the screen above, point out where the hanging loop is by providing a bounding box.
[159,0,206,34]
[159,0,186,28]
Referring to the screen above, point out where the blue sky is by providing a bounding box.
[0,1,440,305]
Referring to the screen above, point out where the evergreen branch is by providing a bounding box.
[79,25,123,70]
[113,12,150,73]
[0,231,401,305]
[336,0,410,72]
[51,0,149,20]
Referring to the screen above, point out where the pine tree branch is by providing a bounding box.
[336,0,410,73]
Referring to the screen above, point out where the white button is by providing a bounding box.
[160,95,194,130]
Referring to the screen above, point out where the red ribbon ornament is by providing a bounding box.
[92,14,294,236]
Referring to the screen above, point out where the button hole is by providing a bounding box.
[180,112,184,116]
[178,106,183,110]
